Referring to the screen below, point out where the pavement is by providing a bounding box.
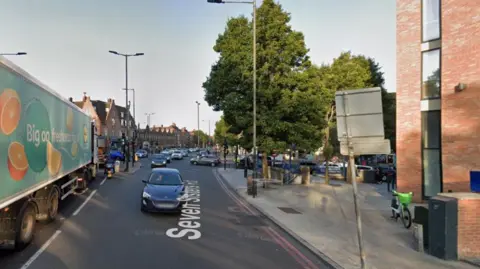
[0,156,330,269]
[218,169,478,269]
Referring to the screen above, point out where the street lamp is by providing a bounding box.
[123,88,136,123]
[208,0,257,177]
[145,112,155,127]
[202,120,211,146]
[0,52,27,56]
[109,50,144,172]
[195,101,200,148]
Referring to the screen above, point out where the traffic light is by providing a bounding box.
[121,132,126,145]
[207,0,223,3]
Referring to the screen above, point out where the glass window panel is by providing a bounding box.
[422,0,440,42]
[422,49,441,99]
[422,111,441,148]
[423,149,442,197]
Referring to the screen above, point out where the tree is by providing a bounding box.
[214,115,238,146]
[367,58,396,152]
[192,130,209,147]
[318,52,397,183]
[203,0,327,154]
[319,52,375,183]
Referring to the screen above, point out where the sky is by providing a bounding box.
[1,0,396,134]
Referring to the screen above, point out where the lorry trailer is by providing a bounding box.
[0,56,99,249]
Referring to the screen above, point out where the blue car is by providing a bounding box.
[140,168,187,213]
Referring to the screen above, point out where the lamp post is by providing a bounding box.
[145,112,155,127]
[109,50,144,172]
[123,88,136,122]
[0,52,27,56]
[202,120,211,146]
[124,88,137,165]
[195,101,200,148]
[207,0,257,177]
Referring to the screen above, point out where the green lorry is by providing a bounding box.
[0,56,99,249]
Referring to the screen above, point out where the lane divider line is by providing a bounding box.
[20,230,62,269]
[213,169,320,269]
[72,190,97,216]
[100,177,107,185]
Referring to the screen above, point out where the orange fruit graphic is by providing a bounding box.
[83,126,88,143]
[47,141,62,176]
[71,142,78,157]
[8,141,29,181]
[0,89,21,135]
[66,108,73,132]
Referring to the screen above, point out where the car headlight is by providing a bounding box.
[176,193,188,201]
[142,191,151,199]
[151,161,155,164]
[163,161,166,164]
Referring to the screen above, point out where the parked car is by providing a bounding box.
[190,156,220,167]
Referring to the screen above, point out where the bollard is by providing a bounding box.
[247,175,254,195]
[301,166,311,185]
[252,180,257,198]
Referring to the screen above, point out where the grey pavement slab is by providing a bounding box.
[218,169,478,269]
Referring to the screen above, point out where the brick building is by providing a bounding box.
[397,0,479,200]
[71,95,135,139]
[138,123,193,149]
[397,0,479,258]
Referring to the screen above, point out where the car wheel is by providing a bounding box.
[140,205,147,213]
[193,161,198,165]
[211,162,215,167]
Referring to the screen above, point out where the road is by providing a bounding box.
[0,156,331,269]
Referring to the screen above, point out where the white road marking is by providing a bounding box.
[72,190,97,216]
[20,230,62,269]
[100,177,107,185]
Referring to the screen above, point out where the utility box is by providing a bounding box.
[428,196,458,260]
[413,206,429,249]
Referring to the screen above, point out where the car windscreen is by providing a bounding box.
[174,151,181,154]
[148,172,182,185]
[153,154,164,159]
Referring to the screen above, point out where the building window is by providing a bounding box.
[422,0,440,42]
[422,49,440,99]
[422,110,442,198]
[120,112,124,118]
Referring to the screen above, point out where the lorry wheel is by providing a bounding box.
[15,202,36,250]
[78,171,90,190]
[43,187,60,223]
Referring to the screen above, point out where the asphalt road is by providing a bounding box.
[0,156,330,269]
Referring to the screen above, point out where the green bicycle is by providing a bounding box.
[390,190,413,229]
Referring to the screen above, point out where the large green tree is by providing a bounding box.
[320,52,396,161]
[203,0,327,153]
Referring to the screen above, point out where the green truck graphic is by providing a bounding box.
[0,58,92,207]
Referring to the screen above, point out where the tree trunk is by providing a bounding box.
[323,105,335,185]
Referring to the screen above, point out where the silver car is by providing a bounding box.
[171,151,183,160]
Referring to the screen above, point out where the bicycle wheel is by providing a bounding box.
[401,206,412,229]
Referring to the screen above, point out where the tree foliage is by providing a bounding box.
[191,130,209,146]
[213,116,238,146]
[319,52,396,155]
[203,0,328,153]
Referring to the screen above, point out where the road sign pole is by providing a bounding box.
[342,92,366,269]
